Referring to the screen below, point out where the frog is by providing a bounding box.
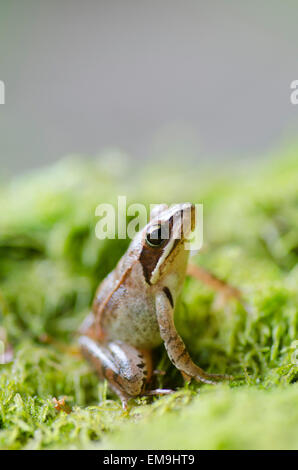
[79,203,234,409]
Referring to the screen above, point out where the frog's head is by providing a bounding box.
[139,203,195,286]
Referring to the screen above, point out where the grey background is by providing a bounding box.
[0,0,298,175]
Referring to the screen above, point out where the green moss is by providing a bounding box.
[0,147,297,449]
[101,384,298,450]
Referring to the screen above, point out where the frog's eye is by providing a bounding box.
[145,224,169,247]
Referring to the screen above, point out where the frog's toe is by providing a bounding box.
[143,388,175,396]
[195,372,233,385]
[121,396,129,411]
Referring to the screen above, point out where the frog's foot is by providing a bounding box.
[143,388,174,396]
[181,369,232,385]
[120,389,174,410]
[194,371,233,385]
[79,336,153,408]
[119,395,130,411]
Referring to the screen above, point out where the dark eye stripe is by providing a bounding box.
[139,217,174,284]
[163,286,174,308]
[139,243,164,284]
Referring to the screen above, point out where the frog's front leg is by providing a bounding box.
[155,291,231,385]
[79,336,153,408]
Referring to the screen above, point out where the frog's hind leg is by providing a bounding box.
[187,264,242,301]
[187,263,252,314]
[79,336,152,409]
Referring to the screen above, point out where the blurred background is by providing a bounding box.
[0,0,298,175]
[0,2,298,451]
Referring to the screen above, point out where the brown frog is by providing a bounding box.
[79,203,234,408]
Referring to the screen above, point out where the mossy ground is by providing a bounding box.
[0,146,297,449]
